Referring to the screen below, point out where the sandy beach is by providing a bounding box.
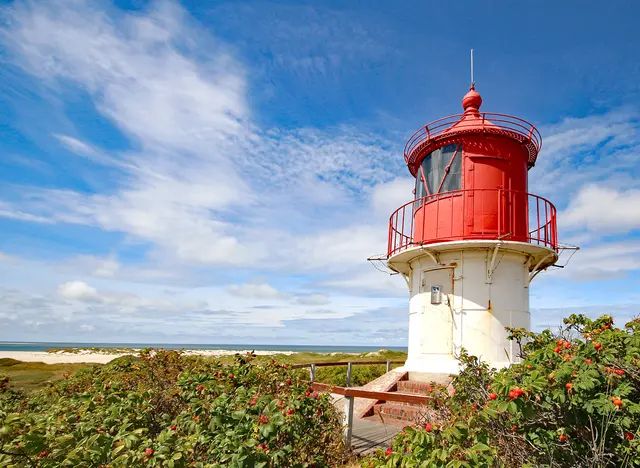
[0,349,296,364]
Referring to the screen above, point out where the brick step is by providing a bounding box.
[373,402,426,423]
[397,380,436,395]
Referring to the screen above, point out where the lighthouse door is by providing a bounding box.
[420,268,454,355]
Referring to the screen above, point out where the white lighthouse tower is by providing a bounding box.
[387,85,559,375]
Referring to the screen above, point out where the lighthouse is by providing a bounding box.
[387,85,558,375]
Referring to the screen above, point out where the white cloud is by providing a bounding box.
[54,134,99,157]
[0,251,18,263]
[0,204,53,224]
[227,283,288,300]
[58,281,100,301]
[550,240,640,282]
[371,177,413,216]
[319,267,407,297]
[0,0,402,274]
[531,108,640,203]
[0,0,257,267]
[92,258,121,278]
[79,324,95,332]
[295,294,329,305]
[561,185,640,235]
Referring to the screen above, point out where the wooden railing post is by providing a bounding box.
[344,395,354,447]
[310,364,316,382]
[386,360,391,373]
[346,362,352,387]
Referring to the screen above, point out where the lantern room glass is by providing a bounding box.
[414,144,462,200]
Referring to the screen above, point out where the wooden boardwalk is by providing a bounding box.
[351,418,402,455]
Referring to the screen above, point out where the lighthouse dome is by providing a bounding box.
[462,85,482,112]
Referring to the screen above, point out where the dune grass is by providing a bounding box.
[0,358,97,393]
[2,349,407,392]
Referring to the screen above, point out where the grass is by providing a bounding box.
[2,349,407,392]
[0,358,97,393]
[257,349,407,387]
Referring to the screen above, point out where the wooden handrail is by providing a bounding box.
[291,360,404,369]
[310,382,432,405]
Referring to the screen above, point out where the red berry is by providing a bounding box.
[626,432,634,440]
[197,385,204,392]
[585,359,592,364]
[286,409,293,415]
[594,342,602,350]
[145,448,154,457]
[97,428,104,433]
[305,391,311,397]
[39,451,47,458]
[105,385,110,390]
[508,390,516,399]
[614,399,623,407]
[316,410,322,416]
[385,447,393,456]
[286,379,292,385]
[559,434,567,442]
[557,339,564,346]
[565,383,573,390]
[170,425,176,431]
[488,392,497,400]
[604,324,610,329]
[615,369,625,376]
[250,399,257,406]
[229,373,235,379]
[472,403,478,409]
[511,425,518,432]
[563,342,571,349]
[424,423,432,432]
[554,347,561,353]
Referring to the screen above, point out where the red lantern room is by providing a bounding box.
[388,85,557,258]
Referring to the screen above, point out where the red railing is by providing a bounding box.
[404,113,542,174]
[387,189,557,257]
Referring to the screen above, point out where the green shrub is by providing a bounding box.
[0,350,348,467]
[363,314,640,467]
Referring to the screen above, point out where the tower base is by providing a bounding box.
[388,240,556,373]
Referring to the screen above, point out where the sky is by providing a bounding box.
[0,0,638,346]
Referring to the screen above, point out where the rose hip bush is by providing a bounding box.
[0,350,347,467]
[364,315,640,467]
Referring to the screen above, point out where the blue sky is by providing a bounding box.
[0,0,638,345]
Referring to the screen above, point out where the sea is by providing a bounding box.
[0,342,407,354]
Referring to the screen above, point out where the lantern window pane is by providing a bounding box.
[417,144,462,196]
[441,148,462,192]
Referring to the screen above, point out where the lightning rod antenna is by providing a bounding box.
[470,49,474,87]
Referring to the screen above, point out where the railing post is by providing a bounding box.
[346,362,353,387]
[388,218,393,256]
[310,364,316,382]
[344,395,354,447]
[498,188,502,238]
[386,360,391,373]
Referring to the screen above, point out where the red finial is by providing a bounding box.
[462,84,482,113]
